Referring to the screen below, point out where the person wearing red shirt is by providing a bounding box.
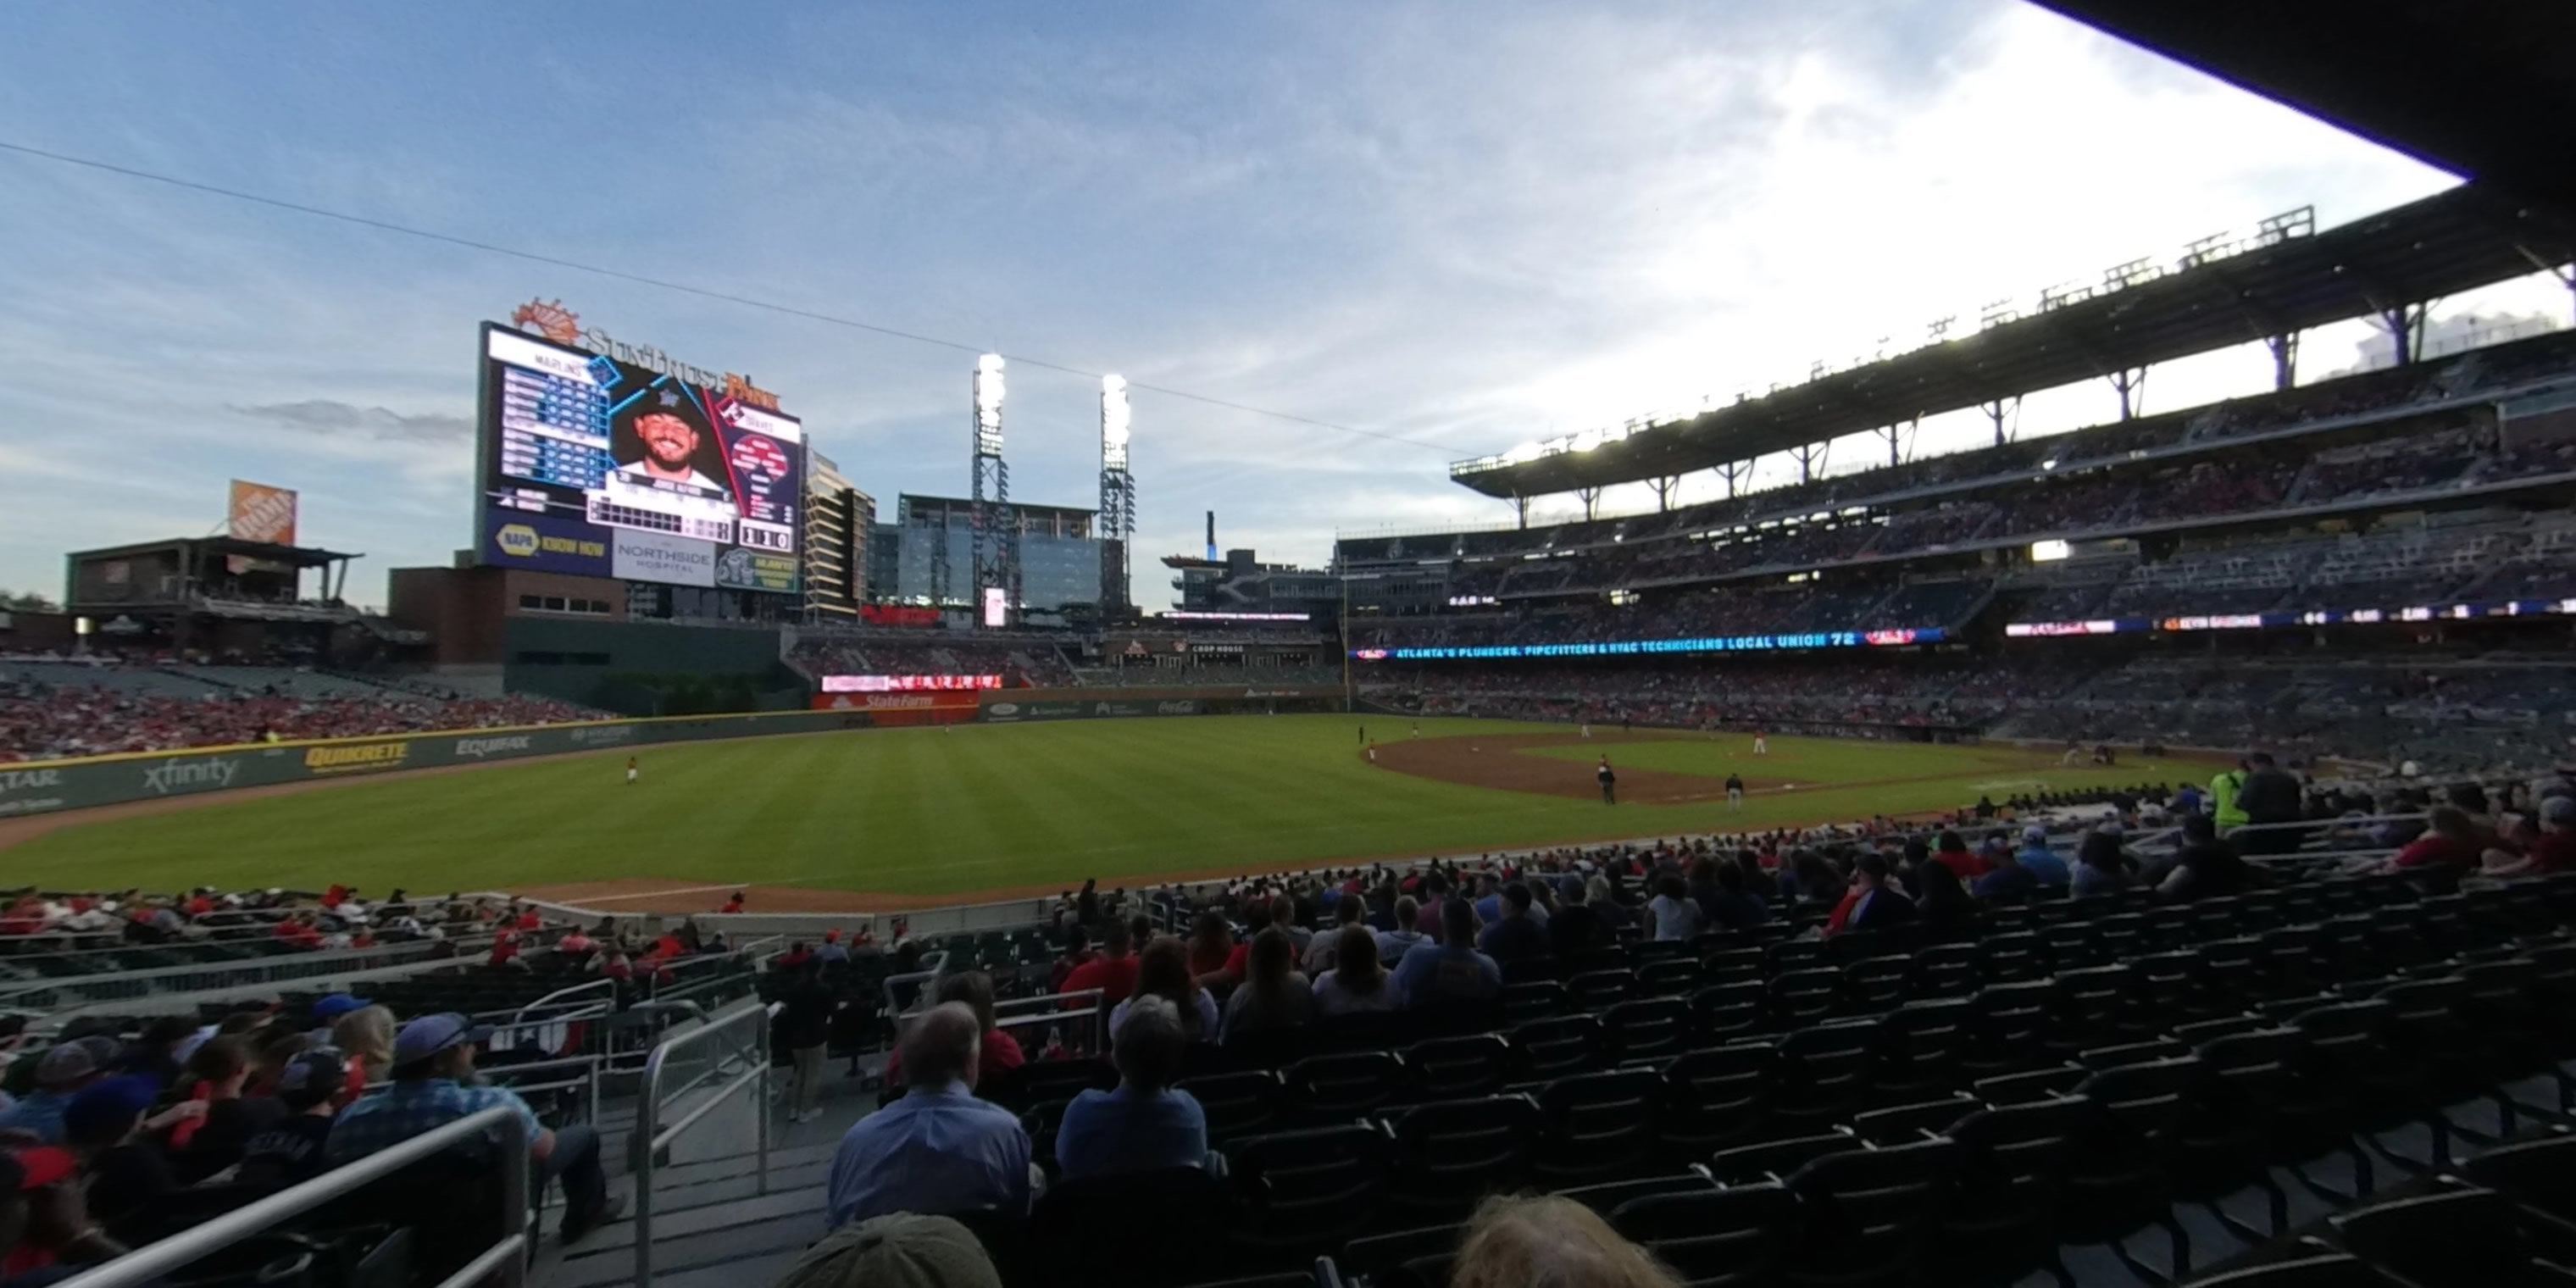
[721,891,747,915]
[2391,807,2490,871]
[1927,830,1990,882]
[775,943,815,971]
[1049,925,1096,993]
[1059,921,1141,1007]
[185,893,214,918]
[2487,797,2576,877]
[0,899,42,936]
[515,908,541,933]
[882,971,1025,1091]
[489,930,522,968]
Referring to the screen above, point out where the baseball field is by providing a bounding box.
[0,716,2210,911]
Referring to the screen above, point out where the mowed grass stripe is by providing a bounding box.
[3,718,2204,897]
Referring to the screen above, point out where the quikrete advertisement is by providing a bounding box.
[304,743,412,775]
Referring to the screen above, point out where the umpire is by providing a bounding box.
[1596,757,1616,806]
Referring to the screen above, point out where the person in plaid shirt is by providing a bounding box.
[324,1013,622,1241]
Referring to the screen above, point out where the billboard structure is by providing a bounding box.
[475,320,804,594]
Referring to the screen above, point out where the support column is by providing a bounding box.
[1649,475,1679,513]
[2266,331,2300,391]
[1715,461,1750,498]
[1512,495,1530,530]
[2107,366,2149,421]
[1980,397,2020,447]
[2382,301,2431,365]
[1790,443,1827,486]
[1871,419,1916,469]
[1575,486,1602,523]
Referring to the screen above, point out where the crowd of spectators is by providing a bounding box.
[0,669,602,763]
[803,755,2576,1263]
[1353,331,2576,612]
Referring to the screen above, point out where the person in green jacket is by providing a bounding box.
[2211,762,2250,829]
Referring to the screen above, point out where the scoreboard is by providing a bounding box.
[475,324,805,592]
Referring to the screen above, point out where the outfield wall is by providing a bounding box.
[0,709,879,819]
[979,685,1344,722]
[3,688,1355,819]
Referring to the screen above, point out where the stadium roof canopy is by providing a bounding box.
[2029,0,2576,218]
[1448,182,2576,500]
[69,536,360,569]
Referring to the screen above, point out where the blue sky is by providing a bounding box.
[0,2,2559,607]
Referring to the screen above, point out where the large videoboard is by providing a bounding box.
[475,322,804,594]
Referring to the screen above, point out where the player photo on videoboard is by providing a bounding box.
[609,385,731,500]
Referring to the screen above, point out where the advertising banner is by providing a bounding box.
[809,691,984,713]
[714,547,799,594]
[820,675,1001,693]
[227,480,298,546]
[1091,699,1202,719]
[612,530,718,587]
[5,709,887,819]
[979,699,1092,724]
[484,511,614,577]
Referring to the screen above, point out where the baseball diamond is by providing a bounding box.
[1,716,2220,907]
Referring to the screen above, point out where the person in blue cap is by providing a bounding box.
[307,994,369,1044]
[324,1013,622,1241]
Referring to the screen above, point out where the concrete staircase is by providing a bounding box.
[532,1070,875,1288]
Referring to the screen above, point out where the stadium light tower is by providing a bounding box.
[1098,374,1136,615]
[969,353,1018,629]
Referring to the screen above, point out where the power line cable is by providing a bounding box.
[0,138,1457,454]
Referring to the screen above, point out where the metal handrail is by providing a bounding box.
[53,1104,529,1288]
[508,976,617,1030]
[633,1003,771,1288]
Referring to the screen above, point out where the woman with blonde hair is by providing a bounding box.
[331,1003,397,1101]
[1452,1194,1683,1288]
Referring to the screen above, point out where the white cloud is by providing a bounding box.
[0,0,2558,605]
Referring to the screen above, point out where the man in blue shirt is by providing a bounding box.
[827,1003,1033,1228]
[1475,883,1549,965]
[1054,996,1208,1180]
[2015,825,2072,886]
[326,1013,619,1241]
[1395,898,1502,1008]
[1974,849,2041,903]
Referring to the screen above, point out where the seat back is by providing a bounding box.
[1285,1051,1407,1121]
[1602,997,1689,1062]
[1611,1185,1801,1288]
[1175,1070,1286,1145]
[1404,1034,1512,1100]
[1030,1165,1232,1285]
[2330,1185,2534,1288]
[1787,1138,1961,1286]
[1508,1013,1603,1080]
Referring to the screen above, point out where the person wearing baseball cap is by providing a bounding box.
[236,1048,348,1191]
[2013,824,2071,886]
[0,1038,119,1146]
[324,1013,621,1241]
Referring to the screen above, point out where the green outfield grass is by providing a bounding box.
[3,717,2205,899]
